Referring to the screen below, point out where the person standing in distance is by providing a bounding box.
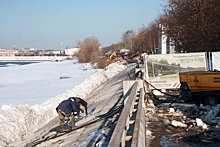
[56,97,88,132]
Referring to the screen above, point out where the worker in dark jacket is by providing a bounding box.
[133,70,143,80]
[56,97,88,132]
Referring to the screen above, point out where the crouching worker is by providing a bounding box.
[133,70,143,80]
[56,97,88,132]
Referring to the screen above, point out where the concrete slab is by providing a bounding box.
[9,65,136,147]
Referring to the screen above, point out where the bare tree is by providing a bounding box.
[110,43,124,53]
[76,36,101,63]
[160,0,220,52]
[121,30,137,53]
[131,21,159,54]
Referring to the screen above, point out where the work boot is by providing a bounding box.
[70,119,75,129]
[60,122,65,133]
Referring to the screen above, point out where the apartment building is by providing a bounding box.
[0,49,19,56]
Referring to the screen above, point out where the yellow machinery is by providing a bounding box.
[109,52,117,60]
[179,70,220,106]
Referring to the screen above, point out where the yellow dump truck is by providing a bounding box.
[179,70,220,106]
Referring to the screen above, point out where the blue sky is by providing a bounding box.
[0,0,167,50]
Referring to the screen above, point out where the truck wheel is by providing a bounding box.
[202,94,219,106]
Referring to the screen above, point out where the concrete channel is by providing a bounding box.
[10,64,142,147]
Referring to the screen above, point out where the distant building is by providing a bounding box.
[52,50,61,55]
[25,48,35,51]
[0,49,18,56]
[158,24,175,54]
[64,47,80,56]
[17,48,36,56]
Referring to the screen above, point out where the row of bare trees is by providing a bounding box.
[117,0,220,54]
[110,21,159,57]
[160,0,220,52]
[76,0,220,63]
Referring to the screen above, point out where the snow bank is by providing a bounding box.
[0,62,125,146]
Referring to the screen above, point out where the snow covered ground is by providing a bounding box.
[0,60,126,146]
[0,60,101,107]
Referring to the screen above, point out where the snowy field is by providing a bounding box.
[0,60,126,146]
[0,60,101,107]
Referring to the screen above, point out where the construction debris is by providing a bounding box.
[145,92,220,147]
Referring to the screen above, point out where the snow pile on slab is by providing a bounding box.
[0,62,126,146]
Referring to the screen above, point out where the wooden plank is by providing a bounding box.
[131,88,146,147]
[108,81,138,147]
[125,136,133,141]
